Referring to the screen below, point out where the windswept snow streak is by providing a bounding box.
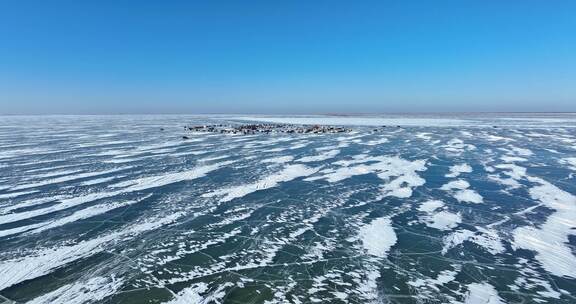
[464,282,505,304]
[26,276,123,304]
[295,149,340,162]
[307,155,427,198]
[513,178,576,278]
[0,161,232,225]
[0,212,184,290]
[203,164,318,202]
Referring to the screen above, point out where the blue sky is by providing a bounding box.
[1,0,575,114]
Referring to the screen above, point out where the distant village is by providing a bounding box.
[184,123,353,135]
[181,123,402,138]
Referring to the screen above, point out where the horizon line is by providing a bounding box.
[1,111,576,116]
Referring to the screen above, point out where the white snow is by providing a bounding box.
[441,180,483,204]
[307,155,427,198]
[440,179,484,204]
[408,269,459,288]
[359,217,397,258]
[510,146,533,156]
[513,177,576,278]
[441,180,470,190]
[500,155,527,163]
[113,161,234,191]
[79,176,121,186]
[0,190,39,200]
[418,200,460,230]
[235,116,471,127]
[495,161,576,278]
[494,164,527,180]
[443,228,505,255]
[10,167,130,191]
[560,157,576,170]
[418,200,445,212]
[446,164,472,178]
[204,164,319,202]
[261,156,294,164]
[487,174,521,189]
[424,211,462,230]
[357,267,382,301]
[165,283,208,304]
[0,196,151,238]
[464,282,505,304]
[26,276,123,304]
[415,133,432,140]
[361,138,389,145]
[0,212,183,290]
[0,162,231,225]
[442,138,476,154]
[296,149,340,162]
[453,189,484,204]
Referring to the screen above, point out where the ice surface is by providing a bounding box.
[235,115,472,126]
[1,114,575,303]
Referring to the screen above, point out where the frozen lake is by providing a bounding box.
[0,114,575,303]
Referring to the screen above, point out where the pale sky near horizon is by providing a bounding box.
[1,1,575,114]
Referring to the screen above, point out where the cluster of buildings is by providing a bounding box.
[185,123,351,135]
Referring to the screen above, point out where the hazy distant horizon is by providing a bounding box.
[2,111,576,117]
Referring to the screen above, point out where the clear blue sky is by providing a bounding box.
[1,0,575,114]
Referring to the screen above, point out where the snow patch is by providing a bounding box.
[424,211,462,231]
[446,164,472,178]
[165,283,208,304]
[443,228,505,255]
[418,200,444,212]
[359,217,397,258]
[441,180,483,204]
[464,282,505,304]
